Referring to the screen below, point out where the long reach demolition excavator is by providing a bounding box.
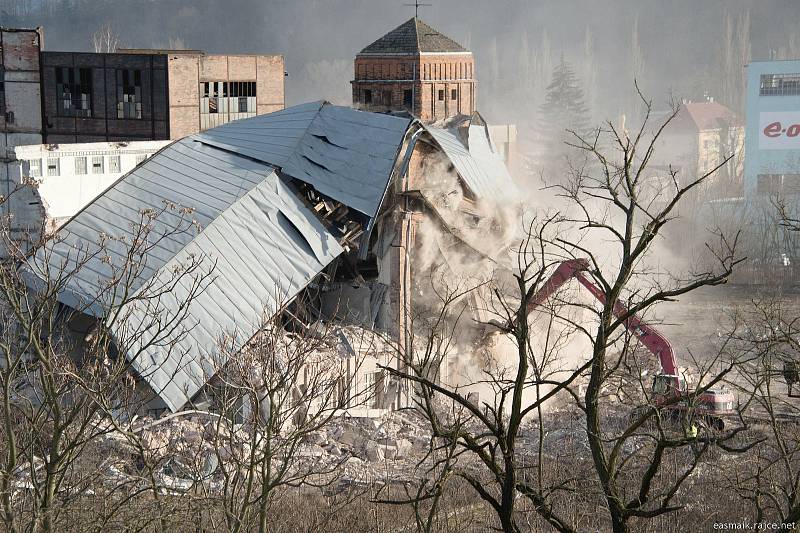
[491,258,736,429]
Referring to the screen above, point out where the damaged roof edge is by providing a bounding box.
[359,120,425,258]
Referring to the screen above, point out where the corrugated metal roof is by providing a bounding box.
[195,101,411,217]
[114,170,343,411]
[25,135,343,412]
[424,124,518,202]
[22,101,516,412]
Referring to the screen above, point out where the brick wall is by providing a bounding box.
[168,53,285,138]
[0,28,43,146]
[353,52,475,122]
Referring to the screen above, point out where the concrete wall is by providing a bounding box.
[0,28,44,254]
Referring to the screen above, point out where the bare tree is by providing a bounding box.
[204,312,370,533]
[379,91,760,532]
[0,192,212,532]
[91,22,119,53]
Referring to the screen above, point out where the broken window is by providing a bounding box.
[760,73,800,96]
[91,156,104,174]
[74,156,87,175]
[56,67,92,117]
[229,81,256,113]
[116,69,142,119]
[438,89,444,101]
[403,89,412,107]
[364,371,383,409]
[201,81,220,114]
[47,158,59,177]
[364,89,372,104]
[108,155,121,173]
[28,159,41,177]
[451,88,458,100]
[199,81,256,129]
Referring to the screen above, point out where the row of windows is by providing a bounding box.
[363,89,413,107]
[27,154,148,178]
[55,67,146,119]
[357,61,473,81]
[200,81,257,114]
[756,173,800,195]
[362,87,459,105]
[760,73,800,96]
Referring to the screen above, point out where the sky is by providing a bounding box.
[3,0,799,128]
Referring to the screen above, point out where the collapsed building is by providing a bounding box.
[22,100,519,415]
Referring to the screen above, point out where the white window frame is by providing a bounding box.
[91,156,104,174]
[47,158,60,177]
[74,156,87,175]
[108,155,121,173]
[28,158,42,178]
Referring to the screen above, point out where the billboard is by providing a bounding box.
[759,111,800,150]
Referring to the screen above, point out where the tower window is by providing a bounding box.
[438,90,445,101]
[403,89,412,107]
[451,89,458,100]
[364,89,372,104]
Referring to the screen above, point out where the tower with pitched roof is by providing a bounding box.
[352,18,475,122]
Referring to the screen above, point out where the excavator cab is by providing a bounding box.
[651,373,686,399]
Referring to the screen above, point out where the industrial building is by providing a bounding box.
[41,50,285,143]
[744,59,800,198]
[24,101,518,413]
[0,27,44,247]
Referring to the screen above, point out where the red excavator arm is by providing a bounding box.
[520,259,679,377]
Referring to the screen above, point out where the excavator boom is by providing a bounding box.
[522,259,679,377]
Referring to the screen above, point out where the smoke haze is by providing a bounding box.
[4,0,799,126]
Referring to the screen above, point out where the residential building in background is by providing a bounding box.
[653,100,744,199]
[41,50,285,142]
[744,59,800,199]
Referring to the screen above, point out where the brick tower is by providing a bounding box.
[352,18,475,123]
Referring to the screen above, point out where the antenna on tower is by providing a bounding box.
[403,0,432,18]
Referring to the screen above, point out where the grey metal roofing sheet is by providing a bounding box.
[196,101,412,218]
[424,124,519,202]
[24,135,343,412]
[24,137,270,317]
[114,170,343,411]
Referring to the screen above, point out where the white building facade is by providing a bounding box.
[3,141,171,254]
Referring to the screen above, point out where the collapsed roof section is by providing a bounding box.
[195,101,412,219]
[422,119,519,203]
[23,101,517,412]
